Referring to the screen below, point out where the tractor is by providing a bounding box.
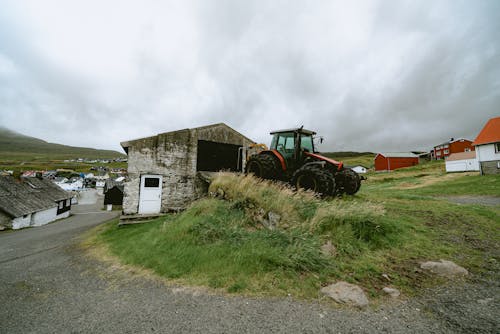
[245,127,361,196]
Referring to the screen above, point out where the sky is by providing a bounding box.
[0,0,499,153]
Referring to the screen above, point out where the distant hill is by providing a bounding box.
[0,127,125,160]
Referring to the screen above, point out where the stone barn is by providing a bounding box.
[120,123,254,214]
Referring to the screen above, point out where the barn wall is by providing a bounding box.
[123,125,254,214]
[31,207,58,227]
[374,156,388,171]
[375,156,418,171]
[445,159,479,172]
[12,214,32,229]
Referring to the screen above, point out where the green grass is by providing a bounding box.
[90,162,500,299]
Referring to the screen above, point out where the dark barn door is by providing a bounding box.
[196,140,242,172]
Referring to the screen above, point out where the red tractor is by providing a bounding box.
[245,127,361,196]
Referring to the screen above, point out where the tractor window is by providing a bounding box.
[301,135,314,152]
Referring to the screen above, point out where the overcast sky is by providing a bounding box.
[0,1,499,153]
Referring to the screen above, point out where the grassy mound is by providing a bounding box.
[92,168,500,299]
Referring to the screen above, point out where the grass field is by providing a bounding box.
[86,162,500,300]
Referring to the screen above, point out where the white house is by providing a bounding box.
[445,151,479,172]
[0,176,72,230]
[472,117,500,175]
[351,165,368,174]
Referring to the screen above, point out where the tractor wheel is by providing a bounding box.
[291,165,335,197]
[336,168,361,195]
[245,154,280,180]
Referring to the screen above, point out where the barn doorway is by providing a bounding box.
[196,140,242,172]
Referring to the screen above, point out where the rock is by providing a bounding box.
[267,211,281,228]
[321,240,337,257]
[321,281,369,308]
[382,287,400,298]
[420,260,468,278]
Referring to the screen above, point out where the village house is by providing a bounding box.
[374,153,419,171]
[120,123,254,214]
[432,138,474,160]
[0,176,72,230]
[472,116,500,175]
[104,179,124,210]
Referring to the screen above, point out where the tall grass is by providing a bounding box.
[92,165,499,299]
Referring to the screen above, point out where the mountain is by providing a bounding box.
[0,127,125,159]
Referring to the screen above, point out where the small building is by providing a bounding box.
[351,165,368,174]
[104,179,124,209]
[121,123,254,214]
[445,151,479,172]
[433,138,474,160]
[374,153,419,171]
[472,116,500,175]
[0,176,72,230]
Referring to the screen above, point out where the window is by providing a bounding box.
[144,177,160,188]
[465,148,471,152]
[495,142,500,153]
[66,199,70,206]
[300,135,314,152]
[58,201,63,209]
[444,149,449,154]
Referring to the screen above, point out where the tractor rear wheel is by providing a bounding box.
[336,168,361,195]
[291,165,335,197]
[245,154,280,180]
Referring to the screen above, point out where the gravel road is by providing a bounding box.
[0,200,498,333]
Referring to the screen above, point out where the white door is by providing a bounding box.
[138,175,163,214]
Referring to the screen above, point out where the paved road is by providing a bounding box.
[0,203,497,333]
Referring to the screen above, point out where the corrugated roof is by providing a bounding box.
[446,151,476,161]
[472,117,500,146]
[377,152,419,158]
[0,176,71,218]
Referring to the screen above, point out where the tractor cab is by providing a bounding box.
[269,128,316,170]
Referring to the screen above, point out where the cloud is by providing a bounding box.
[0,0,498,153]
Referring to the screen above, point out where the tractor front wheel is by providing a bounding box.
[245,154,280,180]
[291,165,335,197]
[335,168,361,195]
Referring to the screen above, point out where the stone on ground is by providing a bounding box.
[321,281,369,308]
[382,287,400,298]
[420,260,468,278]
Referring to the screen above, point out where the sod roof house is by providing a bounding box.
[0,176,72,230]
[120,123,254,214]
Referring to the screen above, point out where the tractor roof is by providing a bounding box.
[270,128,316,135]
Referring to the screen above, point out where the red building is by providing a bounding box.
[432,138,474,160]
[374,153,419,171]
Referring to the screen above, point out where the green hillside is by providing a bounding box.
[0,127,124,160]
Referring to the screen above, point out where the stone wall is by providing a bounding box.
[480,160,500,175]
[122,124,254,214]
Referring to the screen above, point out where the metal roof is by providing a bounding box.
[376,152,419,158]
